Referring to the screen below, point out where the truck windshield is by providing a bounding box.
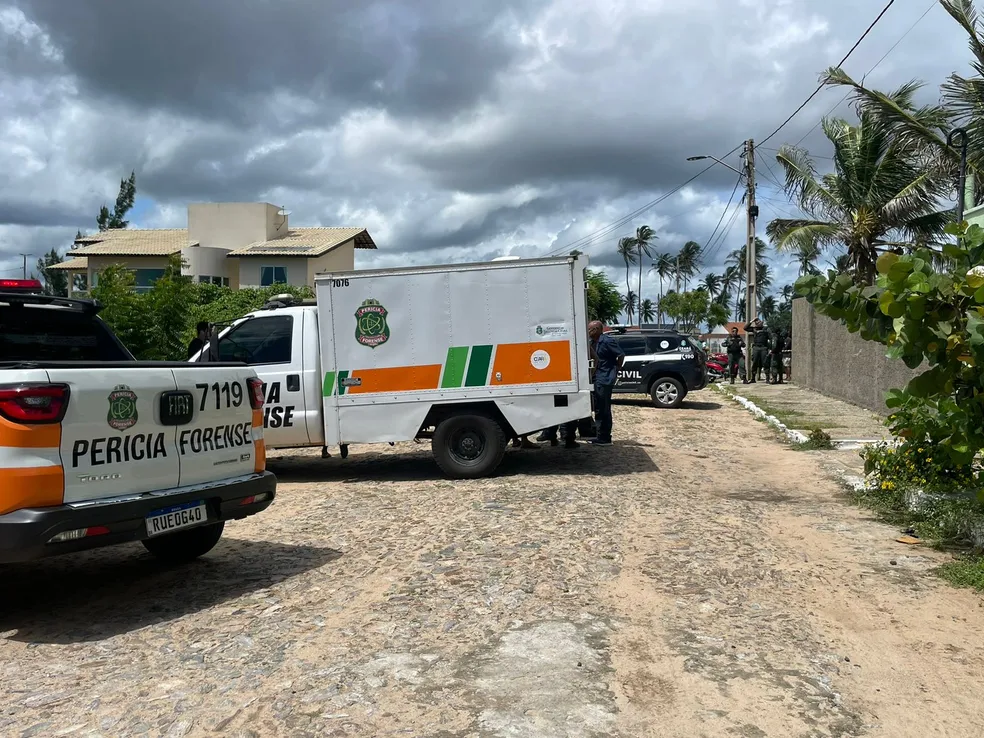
[0,306,132,362]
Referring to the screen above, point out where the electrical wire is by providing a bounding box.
[546,141,747,257]
[701,197,745,265]
[700,173,744,258]
[757,0,898,148]
[546,0,901,259]
[791,0,937,149]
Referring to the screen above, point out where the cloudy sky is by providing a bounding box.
[0,0,972,310]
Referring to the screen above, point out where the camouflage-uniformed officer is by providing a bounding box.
[743,318,770,383]
[769,329,785,384]
[723,326,744,384]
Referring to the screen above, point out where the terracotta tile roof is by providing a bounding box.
[46,256,89,271]
[73,228,194,255]
[226,227,376,257]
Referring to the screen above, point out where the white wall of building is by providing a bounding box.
[187,202,286,250]
[181,245,233,284]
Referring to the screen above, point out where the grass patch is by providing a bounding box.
[935,557,984,591]
[792,428,834,451]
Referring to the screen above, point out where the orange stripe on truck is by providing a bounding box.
[0,417,61,449]
[0,466,65,515]
[345,364,443,394]
[252,409,266,473]
[491,341,572,386]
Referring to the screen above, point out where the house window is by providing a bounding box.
[223,277,230,287]
[133,269,165,293]
[260,266,288,286]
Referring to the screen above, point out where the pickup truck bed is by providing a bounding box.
[0,290,276,563]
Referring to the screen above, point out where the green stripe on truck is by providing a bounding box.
[322,371,336,397]
[464,345,493,387]
[336,370,349,395]
[441,347,469,388]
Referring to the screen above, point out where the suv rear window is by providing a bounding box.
[0,305,131,361]
[614,335,649,356]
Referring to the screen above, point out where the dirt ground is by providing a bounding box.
[1,392,982,737]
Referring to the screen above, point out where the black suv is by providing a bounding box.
[607,329,707,408]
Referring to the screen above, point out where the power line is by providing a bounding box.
[702,197,745,265]
[792,0,937,149]
[547,0,901,261]
[757,0,898,148]
[699,172,744,258]
[547,141,746,257]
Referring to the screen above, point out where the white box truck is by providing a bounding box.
[195,256,594,478]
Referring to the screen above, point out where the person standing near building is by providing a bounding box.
[783,333,792,382]
[723,326,744,384]
[588,320,624,445]
[743,317,770,383]
[769,329,785,384]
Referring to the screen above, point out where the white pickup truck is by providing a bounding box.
[194,256,594,478]
[0,281,276,563]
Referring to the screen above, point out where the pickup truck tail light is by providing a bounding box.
[246,377,265,409]
[0,383,71,424]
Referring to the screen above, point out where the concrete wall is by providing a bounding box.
[181,245,232,282]
[792,297,921,414]
[306,243,355,282]
[187,202,284,250]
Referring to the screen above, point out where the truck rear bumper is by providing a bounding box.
[0,471,276,563]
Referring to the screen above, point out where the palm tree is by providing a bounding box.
[817,1,978,210]
[676,241,702,291]
[632,226,658,326]
[651,252,675,323]
[639,298,656,324]
[794,242,822,276]
[617,237,637,324]
[765,107,951,284]
[756,262,774,294]
[700,273,722,300]
[759,294,778,320]
[621,291,637,323]
[781,284,795,302]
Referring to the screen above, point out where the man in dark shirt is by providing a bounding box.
[769,329,785,384]
[743,317,769,383]
[723,326,744,384]
[588,320,625,445]
[187,321,209,359]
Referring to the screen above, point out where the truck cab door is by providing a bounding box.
[215,314,308,448]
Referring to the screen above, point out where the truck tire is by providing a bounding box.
[650,377,685,409]
[432,414,507,479]
[141,521,225,563]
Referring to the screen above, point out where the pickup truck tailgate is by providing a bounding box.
[46,365,261,504]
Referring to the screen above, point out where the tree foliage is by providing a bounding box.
[36,248,68,296]
[659,289,727,334]
[97,172,137,231]
[796,222,984,472]
[767,108,951,284]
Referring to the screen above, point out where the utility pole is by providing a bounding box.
[19,253,29,280]
[744,139,758,358]
[675,255,680,293]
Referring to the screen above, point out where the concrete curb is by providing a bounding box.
[712,384,881,450]
[712,384,808,444]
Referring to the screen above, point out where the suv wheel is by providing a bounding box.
[650,377,685,408]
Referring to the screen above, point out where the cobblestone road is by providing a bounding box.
[1,393,981,737]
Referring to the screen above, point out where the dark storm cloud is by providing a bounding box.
[15,0,543,126]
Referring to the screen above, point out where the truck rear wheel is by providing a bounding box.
[141,521,225,563]
[432,414,507,479]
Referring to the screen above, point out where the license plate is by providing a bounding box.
[146,501,207,537]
